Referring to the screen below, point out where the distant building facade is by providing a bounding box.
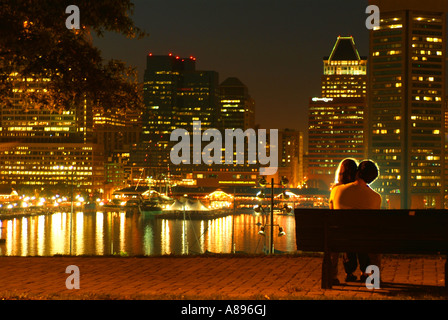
[93,106,142,192]
[0,73,104,195]
[219,77,255,130]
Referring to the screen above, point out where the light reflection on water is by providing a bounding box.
[0,211,297,256]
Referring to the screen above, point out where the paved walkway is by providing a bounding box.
[0,254,446,300]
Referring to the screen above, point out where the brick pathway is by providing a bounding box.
[0,255,446,300]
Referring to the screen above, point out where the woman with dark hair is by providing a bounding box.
[334,158,358,186]
[329,158,358,285]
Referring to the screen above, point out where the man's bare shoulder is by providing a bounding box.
[372,188,382,201]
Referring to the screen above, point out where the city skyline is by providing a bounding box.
[1,0,447,204]
[93,0,374,135]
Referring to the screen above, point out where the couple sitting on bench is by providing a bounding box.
[328,158,382,285]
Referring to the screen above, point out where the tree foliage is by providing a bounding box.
[0,0,147,112]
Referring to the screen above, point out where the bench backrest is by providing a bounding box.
[295,209,448,254]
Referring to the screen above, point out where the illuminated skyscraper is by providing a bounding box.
[133,54,220,178]
[322,36,367,98]
[368,0,447,209]
[142,54,219,140]
[219,77,255,130]
[308,97,366,190]
[307,36,367,190]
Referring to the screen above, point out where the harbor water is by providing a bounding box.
[0,210,297,256]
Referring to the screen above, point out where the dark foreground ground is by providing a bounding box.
[0,253,446,300]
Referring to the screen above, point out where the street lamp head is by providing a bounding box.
[258,177,267,187]
[283,204,292,213]
[280,176,289,186]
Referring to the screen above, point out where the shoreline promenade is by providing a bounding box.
[0,254,446,300]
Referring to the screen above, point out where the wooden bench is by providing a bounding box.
[294,208,448,289]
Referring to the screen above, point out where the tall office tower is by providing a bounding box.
[219,77,255,130]
[308,97,366,190]
[0,72,104,194]
[134,53,220,179]
[142,54,218,138]
[322,36,368,98]
[368,0,447,209]
[307,36,367,191]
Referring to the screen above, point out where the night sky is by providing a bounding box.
[93,0,372,136]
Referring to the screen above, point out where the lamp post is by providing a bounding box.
[69,166,74,255]
[232,187,238,254]
[181,194,188,254]
[257,176,289,254]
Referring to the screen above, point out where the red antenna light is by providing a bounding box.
[168,53,173,56]
[176,56,180,59]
